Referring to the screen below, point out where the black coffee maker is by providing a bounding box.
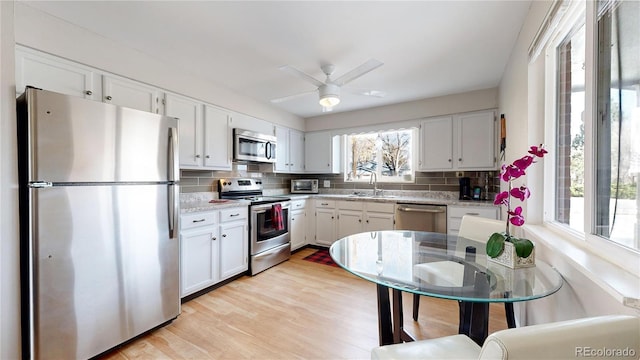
[459,177,471,200]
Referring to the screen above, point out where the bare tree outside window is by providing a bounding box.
[346,129,415,182]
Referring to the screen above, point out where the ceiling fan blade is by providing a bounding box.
[345,88,387,98]
[278,65,325,88]
[270,90,317,104]
[333,59,384,86]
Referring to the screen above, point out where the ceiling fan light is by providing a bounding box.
[318,83,341,108]
[319,95,340,107]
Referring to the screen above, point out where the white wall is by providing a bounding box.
[498,0,639,324]
[0,1,20,358]
[305,88,498,132]
[13,3,305,131]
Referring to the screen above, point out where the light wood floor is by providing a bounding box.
[100,247,507,359]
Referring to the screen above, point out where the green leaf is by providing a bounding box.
[511,238,534,258]
[486,232,506,258]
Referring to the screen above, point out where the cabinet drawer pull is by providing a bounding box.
[85,90,93,96]
[192,219,206,223]
[229,213,240,217]
[105,95,112,101]
[321,203,329,205]
[466,212,480,216]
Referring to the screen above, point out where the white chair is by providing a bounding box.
[371,315,640,360]
[412,215,505,323]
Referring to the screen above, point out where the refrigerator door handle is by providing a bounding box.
[169,183,179,239]
[168,126,179,182]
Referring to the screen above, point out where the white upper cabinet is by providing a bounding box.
[102,74,162,113]
[419,116,454,170]
[165,93,203,167]
[305,131,341,173]
[275,125,305,173]
[168,91,231,170]
[203,105,231,170]
[15,46,100,100]
[456,111,497,169]
[419,110,497,171]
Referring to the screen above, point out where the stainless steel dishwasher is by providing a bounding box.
[394,203,447,233]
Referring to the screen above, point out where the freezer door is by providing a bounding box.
[27,185,180,360]
[23,88,178,183]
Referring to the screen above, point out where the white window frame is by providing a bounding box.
[541,0,639,273]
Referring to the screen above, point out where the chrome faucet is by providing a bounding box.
[369,172,382,196]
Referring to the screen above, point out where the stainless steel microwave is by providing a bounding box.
[233,128,276,163]
[291,179,319,194]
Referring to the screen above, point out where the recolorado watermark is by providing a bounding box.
[575,346,636,357]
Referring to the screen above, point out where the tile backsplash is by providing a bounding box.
[180,164,498,200]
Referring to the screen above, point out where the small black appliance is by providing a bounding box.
[459,177,471,200]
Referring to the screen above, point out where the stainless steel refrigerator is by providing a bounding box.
[17,87,180,359]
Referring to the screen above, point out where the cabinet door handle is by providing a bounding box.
[205,155,210,159]
[105,95,112,101]
[195,154,201,158]
[193,219,205,223]
[358,219,362,223]
[448,159,452,162]
[85,90,93,96]
[292,217,295,221]
[212,236,217,241]
[458,158,462,161]
[222,234,227,237]
[366,220,370,223]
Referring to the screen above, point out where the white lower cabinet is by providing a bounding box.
[180,211,219,297]
[338,201,396,236]
[316,200,395,246]
[180,206,248,298]
[364,204,396,231]
[447,205,499,235]
[290,199,308,250]
[314,200,337,246]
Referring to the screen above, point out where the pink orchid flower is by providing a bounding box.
[508,206,525,226]
[528,145,548,157]
[502,164,526,181]
[494,191,509,206]
[513,155,534,171]
[510,185,530,201]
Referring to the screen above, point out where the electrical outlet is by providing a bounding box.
[323,180,331,188]
[456,171,464,177]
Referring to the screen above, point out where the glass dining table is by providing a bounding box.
[329,230,564,346]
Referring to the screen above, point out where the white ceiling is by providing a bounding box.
[22,1,532,119]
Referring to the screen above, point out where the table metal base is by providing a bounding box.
[378,272,516,346]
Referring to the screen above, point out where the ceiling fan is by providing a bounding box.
[271,58,385,111]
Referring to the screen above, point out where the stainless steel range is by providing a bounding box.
[218,178,291,275]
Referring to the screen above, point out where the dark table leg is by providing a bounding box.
[376,284,415,345]
[376,284,394,346]
[467,271,491,346]
[392,289,416,343]
[504,294,516,329]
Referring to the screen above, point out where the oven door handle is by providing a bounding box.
[251,202,290,212]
